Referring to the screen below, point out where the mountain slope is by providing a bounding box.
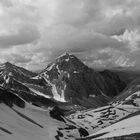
[111,78,140,106]
[68,104,139,138]
[74,78,140,140]
[37,53,126,107]
[0,62,56,107]
[0,86,92,140]
[110,69,140,84]
[0,62,36,82]
[0,85,140,140]
[82,111,140,140]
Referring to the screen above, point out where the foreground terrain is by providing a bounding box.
[0,85,140,140]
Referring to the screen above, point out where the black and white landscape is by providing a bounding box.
[1,0,140,140]
[0,53,140,140]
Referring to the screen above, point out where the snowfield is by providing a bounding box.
[1,89,140,140]
[0,103,53,140]
[0,102,84,140]
[87,113,140,139]
[67,104,139,134]
[0,101,140,140]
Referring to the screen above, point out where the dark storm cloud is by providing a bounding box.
[0,0,13,7]
[42,26,125,55]
[0,25,40,48]
[11,54,32,63]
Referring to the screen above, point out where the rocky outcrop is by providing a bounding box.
[49,106,65,122]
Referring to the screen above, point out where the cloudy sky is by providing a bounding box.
[0,0,140,70]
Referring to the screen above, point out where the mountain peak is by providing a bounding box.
[55,52,75,61]
[55,53,85,66]
[0,62,14,70]
[4,62,14,67]
[43,53,86,74]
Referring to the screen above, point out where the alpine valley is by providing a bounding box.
[0,53,140,140]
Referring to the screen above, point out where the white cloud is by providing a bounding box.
[114,56,135,67]
[89,47,136,69]
[104,8,124,19]
[112,29,140,52]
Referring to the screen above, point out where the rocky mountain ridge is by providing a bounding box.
[0,53,126,109]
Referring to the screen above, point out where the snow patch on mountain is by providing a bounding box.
[43,77,66,102]
[56,65,61,74]
[89,114,140,139]
[126,91,140,100]
[51,82,66,102]
[0,97,87,140]
[29,88,51,99]
[73,71,79,74]
[46,63,55,71]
